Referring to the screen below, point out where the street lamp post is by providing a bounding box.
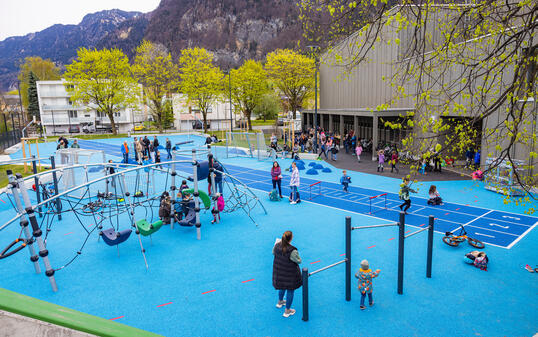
[307,45,320,153]
[227,70,233,132]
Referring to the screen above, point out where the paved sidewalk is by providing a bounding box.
[316,150,470,181]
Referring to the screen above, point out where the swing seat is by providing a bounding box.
[101,228,132,246]
[136,219,163,236]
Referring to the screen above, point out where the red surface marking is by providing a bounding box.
[202,290,216,295]
[473,200,478,202]
[456,208,460,211]
[0,198,6,204]
[64,232,73,235]
[157,302,173,308]
[367,245,376,249]
[388,238,395,241]
[242,279,255,283]
[444,213,449,215]
[88,224,94,227]
[420,224,425,227]
[109,316,124,321]
[405,230,411,234]
[310,260,321,264]
[340,253,346,256]
[434,218,439,220]
[465,204,470,206]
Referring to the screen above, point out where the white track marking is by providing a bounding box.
[489,223,509,229]
[474,232,495,238]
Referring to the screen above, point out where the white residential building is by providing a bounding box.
[37,80,145,135]
[172,94,233,132]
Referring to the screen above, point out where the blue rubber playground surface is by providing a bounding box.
[1,136,537,337]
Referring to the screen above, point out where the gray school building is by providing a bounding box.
[302,4,537,172]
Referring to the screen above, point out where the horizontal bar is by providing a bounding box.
[352,222,398,230]
[309,181,322,187]
[309,259,347,276]
[404,226,430,239]
[369,193,387,200]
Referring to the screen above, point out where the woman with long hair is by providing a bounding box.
[273,231,302,317]
[270,161,283,198]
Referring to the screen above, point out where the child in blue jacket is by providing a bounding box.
[340,170,351,192]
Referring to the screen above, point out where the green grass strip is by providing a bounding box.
[0,288,163,337]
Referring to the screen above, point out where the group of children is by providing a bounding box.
[158,180,225,225]
[375,150,400,173]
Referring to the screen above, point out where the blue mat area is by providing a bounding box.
[0,138,536,337]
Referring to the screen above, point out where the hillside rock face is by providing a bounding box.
[141,0,303,67]
[0,9,141,91]
[0,0,305,91]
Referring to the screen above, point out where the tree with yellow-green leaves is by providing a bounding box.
[133,40,178,132]
[178,48,223,133]
[230,60,269,130]
[300,0,538,210]
[265,49,315,120]
[64,48,140,135]
[18,56,61,112]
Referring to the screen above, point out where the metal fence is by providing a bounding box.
[0,113,22,152]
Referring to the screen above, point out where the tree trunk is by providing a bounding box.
[202,110,208,133]
[107,111,117,135]
[246,109,252,131]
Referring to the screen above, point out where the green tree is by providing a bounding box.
[253,92,280,122]
[27,72,40,120]
[230,60,269,130]
[18,56,61,111]
[133,40,178,132]
[178,48,223,133]
[64,48,140,135]
[265,49,315,119]
[300,0,538,208]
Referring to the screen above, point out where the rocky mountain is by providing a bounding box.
[0,9,141,91]
[0,0,307,91]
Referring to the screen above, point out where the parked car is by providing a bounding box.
[134,124,145,131]
[68,125,80,133]
[193,120,210,130]
[277,118,284,126]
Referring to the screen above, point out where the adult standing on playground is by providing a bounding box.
[273,231,302,318]
[270,161,283,198]
[208,156,223,195]
[165,138,172,159]
[143,136,150,156]
[289,162,300,204]
[71,139,80,148]
[153,136,160,155]
[136,139,144,164]
[121,141,129,164]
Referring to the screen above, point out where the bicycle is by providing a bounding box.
[442,225,485,249]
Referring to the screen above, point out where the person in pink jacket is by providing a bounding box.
[355,143,363,163]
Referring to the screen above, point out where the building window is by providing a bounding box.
[84,114,90,118]
[68,110,77,118]
[114,112,121,117]
[97,111,106,118]
[67,98,73,105]
[66,84,74,90]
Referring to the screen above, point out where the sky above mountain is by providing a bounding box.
[0,0,160,41]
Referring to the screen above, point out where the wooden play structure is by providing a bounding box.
[21,137,41,173]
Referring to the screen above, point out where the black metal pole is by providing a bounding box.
[397,211,405,294]
[50,156,61,220]
[31,156,42,216]
[345,216,351,302]
[229,72,233,132]
[302,267,309,321]
[314,64,318,153]
[427,215,434,278]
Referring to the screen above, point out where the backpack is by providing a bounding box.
[217,195,225,212]
[269,189,281,201]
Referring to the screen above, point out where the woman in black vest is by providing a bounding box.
[273,231,302,317]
